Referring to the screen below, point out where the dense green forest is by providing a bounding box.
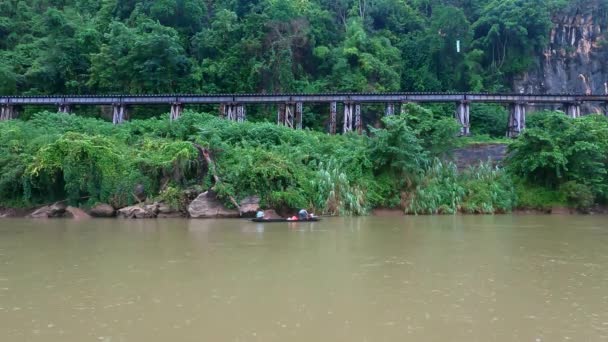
[0,0,568,96]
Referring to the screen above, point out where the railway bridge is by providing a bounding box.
[1,93,606,136]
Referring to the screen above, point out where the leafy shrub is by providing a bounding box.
[559,181,594,212]
[507,112,608,203]
[460,163,515,214]
[407,160,464,214]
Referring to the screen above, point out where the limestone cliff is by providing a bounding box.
[514,1,608,113]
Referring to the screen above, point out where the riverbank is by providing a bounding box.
[4,201,607,219]
[1,110,607,216]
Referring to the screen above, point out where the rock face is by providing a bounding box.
[188,191,240,218]
[239,196,260,216]
[89,203,116,217]
[514,1,608,113]
[29,202,67,218]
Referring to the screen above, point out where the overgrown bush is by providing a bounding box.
[0,105,561,215]
[507,112,608,203]
[408,160,516,215]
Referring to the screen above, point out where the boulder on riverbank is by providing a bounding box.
[118,204,158,219]
[157,202,184,218]
[188,191,240,218]
[239,196,260,217]
[28,202,67,218]
[89,203,116,217]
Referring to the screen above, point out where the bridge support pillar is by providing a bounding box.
[329,102,337,134]
[343,103,362,134]
[343,102,353,133]
[277,102,302,128]
[112,104,127,124]
[295,102,303,129]
[222,103,245,122]
[355,103,362,134]
[455,101,470,136]
[507,102,526,138]
[0,104,16,120]
[385,103,395,116]
[58,104,71,114]
[564,102,581,118]
[170,102,183,121]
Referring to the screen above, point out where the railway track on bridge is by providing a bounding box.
[1,92,606,136]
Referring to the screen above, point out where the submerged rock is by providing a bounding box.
[188,191,240,218]
[89,203,116,217]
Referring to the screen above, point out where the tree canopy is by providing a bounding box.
[0,0,568,96]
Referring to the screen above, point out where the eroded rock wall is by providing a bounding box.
[514,1,608,113]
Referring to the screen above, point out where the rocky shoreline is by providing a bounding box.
[0,191,267,219]
[2,196,607,219]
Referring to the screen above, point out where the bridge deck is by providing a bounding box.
[1,93,607,105]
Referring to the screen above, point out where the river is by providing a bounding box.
[1,216,608,341]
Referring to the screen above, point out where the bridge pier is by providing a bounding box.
[385,103,395,116]
[277,102,302,128]
[329,102,337,134]
[0,104,16,120]
[58,104,71,114]
[170,102,182,121]
[507,102,526,138]
[112,104,127,124]
[564,102,581,118]
[343,102,362,133]
[222,103,245,122]
[455,101,470,136]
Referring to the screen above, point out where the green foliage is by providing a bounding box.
[310,159,366,216]
[460,163,516,214]
[408,160,516,215]
[470,104,509,137]
[407,160,464,215]
[512,177,563,211]
[24,132,146,207]
[507,112,608,202]
[559,181,594,212]
[1,0,567,100]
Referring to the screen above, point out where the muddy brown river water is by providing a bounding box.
[1,215,608,341]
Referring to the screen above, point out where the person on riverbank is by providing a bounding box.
[298,209,310,220]
[256,209,265,219]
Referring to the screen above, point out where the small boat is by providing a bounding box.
[251,217,321,223]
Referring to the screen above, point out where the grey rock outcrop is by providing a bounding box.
[514,1,608,114]
[28,202,67,218]
[118,204,158,219]
[188,191,240,218]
